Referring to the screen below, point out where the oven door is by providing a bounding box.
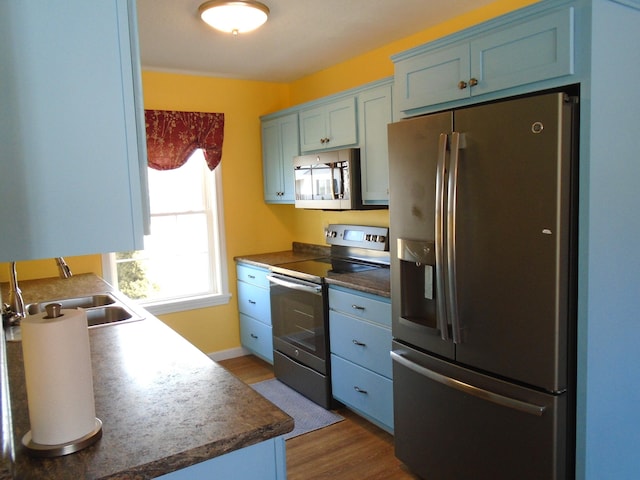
[268,273,327,374]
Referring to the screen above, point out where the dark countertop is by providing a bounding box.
[235,243,391,298]
[1,274,293,479]
[324,268,390,298]
[233,242,330,269]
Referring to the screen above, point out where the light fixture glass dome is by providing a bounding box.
[199,1,269,35]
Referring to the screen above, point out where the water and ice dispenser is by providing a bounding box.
[396,238,439,331]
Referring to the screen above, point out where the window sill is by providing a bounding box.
[139,293,232,316]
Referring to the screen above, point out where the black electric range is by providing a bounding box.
[267,224,389,409]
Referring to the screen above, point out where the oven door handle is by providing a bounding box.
[266,275,323,294]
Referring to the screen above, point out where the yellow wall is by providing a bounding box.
[139,73,299,353]
[1,0,538,354]
[288,0,539,104]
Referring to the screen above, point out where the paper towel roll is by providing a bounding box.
[21,308,97,446]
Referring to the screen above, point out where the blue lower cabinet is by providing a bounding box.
[156,436,286,479]
[240,313,273,363]
[329,286,393,433]
[331,355,393,433]
[237,263,273,364]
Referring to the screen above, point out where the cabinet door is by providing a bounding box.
[237,281,271,324]
[299,97,357,152]
[330,310,393,378]
[0,0,146,261]
[358,84,392,205]
[331,354,394,432]
[470,8,574,97]
[299,106,327,152]
[325,97,357,149]
[240,313,274,363]
[262,113,298,203]
[395,43,470,112]
[156,437,286,480]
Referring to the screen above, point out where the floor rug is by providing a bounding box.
[251,379,344,440]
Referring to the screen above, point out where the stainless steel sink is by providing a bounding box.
[26,294,117,314]
[86,306,135,327]
[25,293,143,328]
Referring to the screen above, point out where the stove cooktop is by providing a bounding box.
[271,257,382,283]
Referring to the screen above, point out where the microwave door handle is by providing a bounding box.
[435,133,449,341]
[330,163,337,198]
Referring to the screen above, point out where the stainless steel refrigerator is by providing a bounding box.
[388,91,577,480]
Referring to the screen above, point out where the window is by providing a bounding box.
[102,150,229,315]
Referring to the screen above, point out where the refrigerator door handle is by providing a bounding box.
[435,133,450,341]
[391,351,547,417]
[447,132,462,344]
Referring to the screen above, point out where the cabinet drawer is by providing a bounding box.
[237,264,271,289]
[329,287,391,327]
[330,311,392,378]
[331,354,393,432]
[237,281,271,324]
[240,313,273,363]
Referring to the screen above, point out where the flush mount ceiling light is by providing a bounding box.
[199,1,270,36]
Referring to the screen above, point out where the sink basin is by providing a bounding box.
[25,293,143,328]
[26,294,117,314]
[86,306,134,327]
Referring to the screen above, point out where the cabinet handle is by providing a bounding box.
[320,137,330,144]
[352,339,367,347]
[458,80,468,90]
[469,77,478,87]
[248,299,256,305]
[351,304,365,311]
[250,333,258,339]
[248,275,256,279]
[353,386,368,394]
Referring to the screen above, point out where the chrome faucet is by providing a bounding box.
[2,258,72,327]
[6,261,26,322]
[55,257,73,279]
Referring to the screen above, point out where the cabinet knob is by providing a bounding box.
[458,80,468,90]
[469,77,479,87]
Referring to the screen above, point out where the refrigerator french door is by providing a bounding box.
[389,92,577,480]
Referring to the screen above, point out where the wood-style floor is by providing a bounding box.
[218,355,420,480]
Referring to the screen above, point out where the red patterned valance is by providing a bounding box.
[144,110,224,171]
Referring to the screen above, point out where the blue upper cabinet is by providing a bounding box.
[299,97,357,153]
[394,6,575,114]
[0,0,147,262]
[357,82,393,205]
[262,113,299,203]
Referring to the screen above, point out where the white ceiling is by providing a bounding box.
[136,0,496,82]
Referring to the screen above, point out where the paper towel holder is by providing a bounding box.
[21,303,103,457]
[22,418,103,457]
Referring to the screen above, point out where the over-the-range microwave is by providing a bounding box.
[293,148,386,210]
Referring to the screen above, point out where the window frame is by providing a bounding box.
[102,162,230,316]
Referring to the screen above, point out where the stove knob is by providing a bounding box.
[378,235,386,243]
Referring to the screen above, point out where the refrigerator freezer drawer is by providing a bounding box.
[391,341,568,480]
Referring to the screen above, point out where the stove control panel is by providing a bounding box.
[325,224,389,251]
